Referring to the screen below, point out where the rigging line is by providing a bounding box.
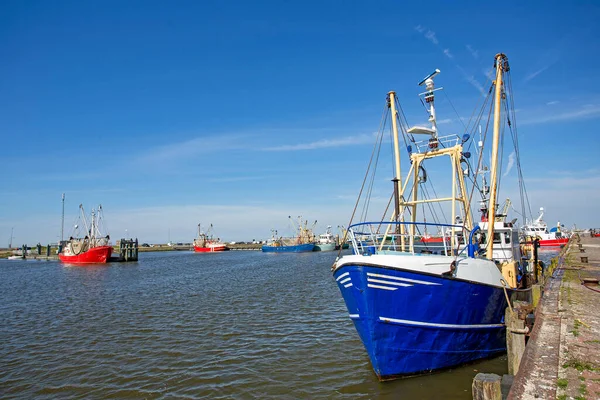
[336,103,389,260]
[442,90,468,132]
[464,88,494,232]
[395,97,413,141]
[394,97,416,149]
[361,120,386,222]
[423,176,449,224]
[421,183,444,225]
[465,85,494,154]
[505,70,532,222]
[465,81,494,137]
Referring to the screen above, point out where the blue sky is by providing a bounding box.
[1,0,599,245]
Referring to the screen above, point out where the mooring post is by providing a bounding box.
[472,373,502,400]
[46,244,51,257]
[506,306,527,375]
[531,284,542,308]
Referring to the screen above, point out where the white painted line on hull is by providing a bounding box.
[379,316,504,329]
[367,278,412,287]
[349,314,359,319]
[336,272,350,281]
[367,284,397,291]
[340,277,351,284]
[344,283,353,288]
[367,272,441,286]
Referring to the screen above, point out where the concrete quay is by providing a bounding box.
[509,235,600,400]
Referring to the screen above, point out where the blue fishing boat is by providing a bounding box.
[262,216,316,253]
[332,54,527,380]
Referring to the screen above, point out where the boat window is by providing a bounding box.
[479,233,502,245]
[504,234,511,244]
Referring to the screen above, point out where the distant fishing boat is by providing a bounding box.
[332,55,528,380]
[314,225,336,252]
[521,207,570,247]
[262,216,316,253]
[59,205,113,264]
[193,223,228,252]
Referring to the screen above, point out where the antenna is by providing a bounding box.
[418,69,441,86]
[61,193,65,242]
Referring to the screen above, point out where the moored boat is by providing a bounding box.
[521,208,570,247]
[59,205,113,264]
[332,55,528,380]
[314,225,337,251]
[193,223,228,252]
[262,216,316,253]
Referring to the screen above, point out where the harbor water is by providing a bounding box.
[0,249,558,399]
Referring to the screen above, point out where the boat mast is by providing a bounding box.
[61,193,65,242]
[90,208,96,241]
[388,91,403,222]
[486,53,508,259]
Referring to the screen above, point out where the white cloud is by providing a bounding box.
[466,45,479,59]
[424,30,438,45]
[503,151,515,177]
[135,134,251,164]
[524,66,550,82]
[443,49,453,59]
[520,104,600,125]
[262,133,377,151]
[546,101,560,105]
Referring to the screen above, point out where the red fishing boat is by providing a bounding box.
[521,207,570,247]
[193,223,228,252]
[59,205,113,264]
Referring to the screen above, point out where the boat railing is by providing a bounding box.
[413,134,463,153]
[347,221,470,256]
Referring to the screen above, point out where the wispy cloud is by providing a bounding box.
[524,66,550,82]
[456,65,486,96]
[424,30,438,44]
[520,104,600,125]
[135,134,251,163]
[523,43,563,83]
[466,45,479,59]
[503,151,515,177]
[207,175,275,183]
[546,100,559,105]
[262,133,376,151]
[415,25,486,96]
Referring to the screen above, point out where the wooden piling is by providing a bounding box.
[506,307,527,375]
[472,373,502,400]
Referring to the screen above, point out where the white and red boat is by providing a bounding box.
[193,223,228,252]
[59,205,113,264]
[521,207,569,247]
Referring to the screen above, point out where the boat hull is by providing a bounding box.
[194,245,228,252]
[523,237,569,247]
[261,243,315,253]
[314,243,336,252]
[58,245,113,264]
[333,263,508,379]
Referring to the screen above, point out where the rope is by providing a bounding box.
[500,278,514,315]
[334,103,390,263]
